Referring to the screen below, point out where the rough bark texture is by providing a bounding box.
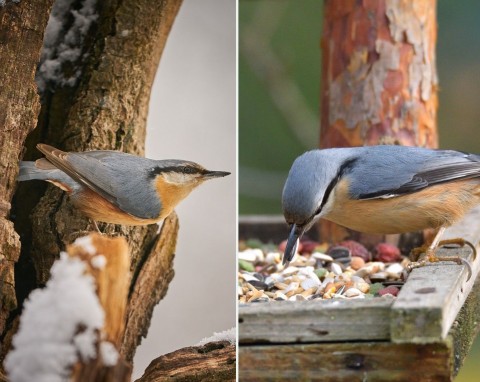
[2,0,183,370]
[319,0,438,243]
[122,211,179,362]
[135,341,236,382]
[19,0,183,286]
[321,0,438,147]
[0,0,54,344]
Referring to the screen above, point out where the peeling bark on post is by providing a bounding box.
[2,0,183,369]
[319,0,439,243]
[0,0,54,346]
[321,0,438,147]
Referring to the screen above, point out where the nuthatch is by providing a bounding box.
[18,144,230,227]
[282,145,480,271]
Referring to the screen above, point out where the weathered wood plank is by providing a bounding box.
[239,272,480,380]
[391,247,476,343]
[239,298,393,344]
[391,206,480,343]
[239,342,451,382]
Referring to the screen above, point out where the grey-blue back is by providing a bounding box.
[282,145,480,222]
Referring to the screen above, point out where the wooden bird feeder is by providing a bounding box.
[238,209,480,381]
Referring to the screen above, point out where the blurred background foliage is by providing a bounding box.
[239,0,480,380]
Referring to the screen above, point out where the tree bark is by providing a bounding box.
[1,0,183,370]
[0,0,54,345]
[135,342,236,382]
[319,0,438,243]
[122,211,179,362]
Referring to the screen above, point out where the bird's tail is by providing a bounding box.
[18,160,57,181]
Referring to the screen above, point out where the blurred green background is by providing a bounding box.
[239,1,480,380]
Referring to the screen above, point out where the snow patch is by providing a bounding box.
[196,327,236,346]
[91,254,107,269]
[100,341,119,366]
[4,252,104,382]
[74,235,96,255]
[0,0,20,7]
[36,0,98,93]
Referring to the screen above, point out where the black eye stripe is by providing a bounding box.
[182,166,197,174]
[148,165,202,178]
[316,157,357,215]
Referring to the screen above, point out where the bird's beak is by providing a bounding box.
[283,223,303,265]
[203,170,231,179]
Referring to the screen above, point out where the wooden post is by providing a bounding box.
[319,0,439,243]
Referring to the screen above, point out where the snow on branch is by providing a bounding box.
[36,0,98,94]
[5,234,130,382]
[4,251,104,382]
[196,327,236,346]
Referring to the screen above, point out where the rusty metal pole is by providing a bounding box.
[319,0,438,244]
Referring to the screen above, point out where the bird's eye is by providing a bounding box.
[182,166,196,174]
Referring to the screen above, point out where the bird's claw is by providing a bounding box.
[408,238,476,281]
[460,257,473,281]
[91,220,102,233]
[407,257,473,281]
[441,239,477,261]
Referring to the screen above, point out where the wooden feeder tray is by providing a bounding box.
[238,208,480,381]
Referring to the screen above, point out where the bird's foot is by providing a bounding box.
[409,244,428,262]
[434,238,477,261]
[65,230,94,244]
[408,238,476,280]
[91,220,102,234]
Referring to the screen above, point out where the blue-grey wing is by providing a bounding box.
[346,146,480,199]
[37,144,162,219]
[69,152,163,219]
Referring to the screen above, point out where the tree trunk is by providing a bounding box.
[319,0,438,244]
[0,0,54,348]
[1,0,183,371]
